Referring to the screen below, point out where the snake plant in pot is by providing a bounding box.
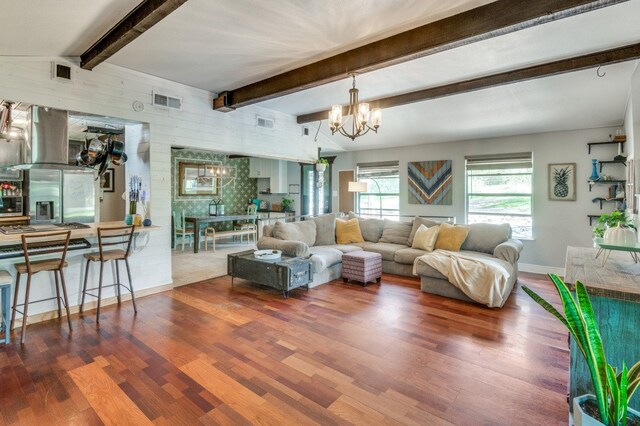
[522,275,640,426]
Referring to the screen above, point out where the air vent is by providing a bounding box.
[51,62,73,83]
[152,92,182,111]
[256,116,275,130]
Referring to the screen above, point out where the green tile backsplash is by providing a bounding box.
[171,149,257,230]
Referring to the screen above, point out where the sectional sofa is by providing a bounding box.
[257,213,523,307]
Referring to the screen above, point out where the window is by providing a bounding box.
[357,161,399,218]
[465,154,533,239]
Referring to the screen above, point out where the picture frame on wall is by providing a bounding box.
[178,162,219,196]
[548,163,576,201]
[100,168,115,192]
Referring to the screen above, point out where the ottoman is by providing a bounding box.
[342,251,382,286]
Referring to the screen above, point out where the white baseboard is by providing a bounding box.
[518,263,564,276]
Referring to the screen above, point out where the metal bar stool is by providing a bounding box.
[0,270,12,345]
[80,225,137,323]
[10,230,72,345]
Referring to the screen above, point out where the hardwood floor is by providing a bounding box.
[0,272,569,425]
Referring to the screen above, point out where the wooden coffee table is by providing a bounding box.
[227,249,312,298]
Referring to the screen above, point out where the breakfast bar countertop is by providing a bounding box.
[0,221,161,244]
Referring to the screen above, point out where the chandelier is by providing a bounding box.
[329,74,381,141]
[198,161,237,188]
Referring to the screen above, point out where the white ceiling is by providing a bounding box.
[1,0,639,152]
[0,0,142,56]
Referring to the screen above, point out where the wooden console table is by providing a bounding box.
[564,246,640,411]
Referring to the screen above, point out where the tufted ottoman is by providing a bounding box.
[342,251,382,286]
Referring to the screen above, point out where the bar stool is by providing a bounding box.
[0,270,12,345]
[10,231,72,345]
[80,225,137,323]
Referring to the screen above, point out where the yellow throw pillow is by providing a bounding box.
[411,224,439,252]
[335,218,365,244]
[434,222,470,251]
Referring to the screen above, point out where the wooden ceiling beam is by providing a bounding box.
[297,42,640,124]
[213,0,627,111]
[81,0,189,70]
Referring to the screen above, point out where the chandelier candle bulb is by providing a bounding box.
[329,105,342,129]
[357,103,370,125]
[371,108,382,127]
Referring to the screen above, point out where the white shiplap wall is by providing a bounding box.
[0,58,318,312]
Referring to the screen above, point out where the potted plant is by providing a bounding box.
[315,158,329,172]
[522,275,640,426]
[281,197,294,212]
[593,211,635,238]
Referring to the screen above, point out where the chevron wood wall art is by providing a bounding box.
[408,160,452,205]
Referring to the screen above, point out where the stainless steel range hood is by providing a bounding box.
[0,105,92,171]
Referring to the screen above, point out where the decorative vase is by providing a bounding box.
[573,394,640,426]
[315,163,326,173]
[124,214,133,225]
[589,159,600,181]
[603,222,635,245]
[133,214,143,226]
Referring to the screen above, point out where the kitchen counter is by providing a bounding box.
[0,221,161,244]
[0,216,30,223]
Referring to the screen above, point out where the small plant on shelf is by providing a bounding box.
[281,197,294,212]
[593,211,635,238]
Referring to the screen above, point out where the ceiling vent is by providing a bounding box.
[152,92,182,111]
[256,116,275,130]
[51,62,73,83]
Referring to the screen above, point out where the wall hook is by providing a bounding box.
[596,65,606,78]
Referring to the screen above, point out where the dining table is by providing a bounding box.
[184,214,258,253]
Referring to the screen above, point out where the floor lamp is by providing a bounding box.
[348,181,383,218]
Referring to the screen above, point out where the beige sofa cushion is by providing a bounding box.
[313,213,336,246]
[348,212,385,242]
[460,223,511,254]
[408,217,442,246]
[273,221,317,247]
[364,242,407,261]
[394,248,427,265]
[309,246,343,273]
[379,220,413,245]
[411,224,439,252]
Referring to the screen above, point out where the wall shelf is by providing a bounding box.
[587,180,625,192]
[598,159,627,173]
[591,197,624,209]
[587,140,625,154]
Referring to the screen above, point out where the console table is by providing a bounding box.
[564,246,640,411]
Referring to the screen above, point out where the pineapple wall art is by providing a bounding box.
[549,163,576,201]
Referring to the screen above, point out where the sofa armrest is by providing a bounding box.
[493,239,523,264]
[257,237,310,258]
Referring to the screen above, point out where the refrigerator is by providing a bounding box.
[28,169,96,224]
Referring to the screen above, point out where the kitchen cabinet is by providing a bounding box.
[270,160,288,194]
[249,158,288,193]
[249,158,272,178]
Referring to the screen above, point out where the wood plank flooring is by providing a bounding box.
[0,272,569,425]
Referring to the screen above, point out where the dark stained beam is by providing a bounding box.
[297,42,640,124]
[214,0,627,110]
[81,0,189,70]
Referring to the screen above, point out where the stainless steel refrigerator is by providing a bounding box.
[28,169,96,224]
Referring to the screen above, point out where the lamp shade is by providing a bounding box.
[348,181,368,193]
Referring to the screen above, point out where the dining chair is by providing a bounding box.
[234,204,258,244]
[173,210,195,251]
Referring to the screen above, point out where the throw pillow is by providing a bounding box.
[335,218,365,244]
[313,213,336,246]
[411,224,439,252]
[408,216,442,246]
[378,219,413,245]
[434,222,470,251]
[460,223,511,254]
[348,211,384,242]
[273,221,317,247]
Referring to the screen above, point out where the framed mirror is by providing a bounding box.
[178,162,218,196]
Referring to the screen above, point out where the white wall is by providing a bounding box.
[0,58,316,309]
[332,127,622,269]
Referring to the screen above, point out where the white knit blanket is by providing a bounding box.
[414,250,510,308]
